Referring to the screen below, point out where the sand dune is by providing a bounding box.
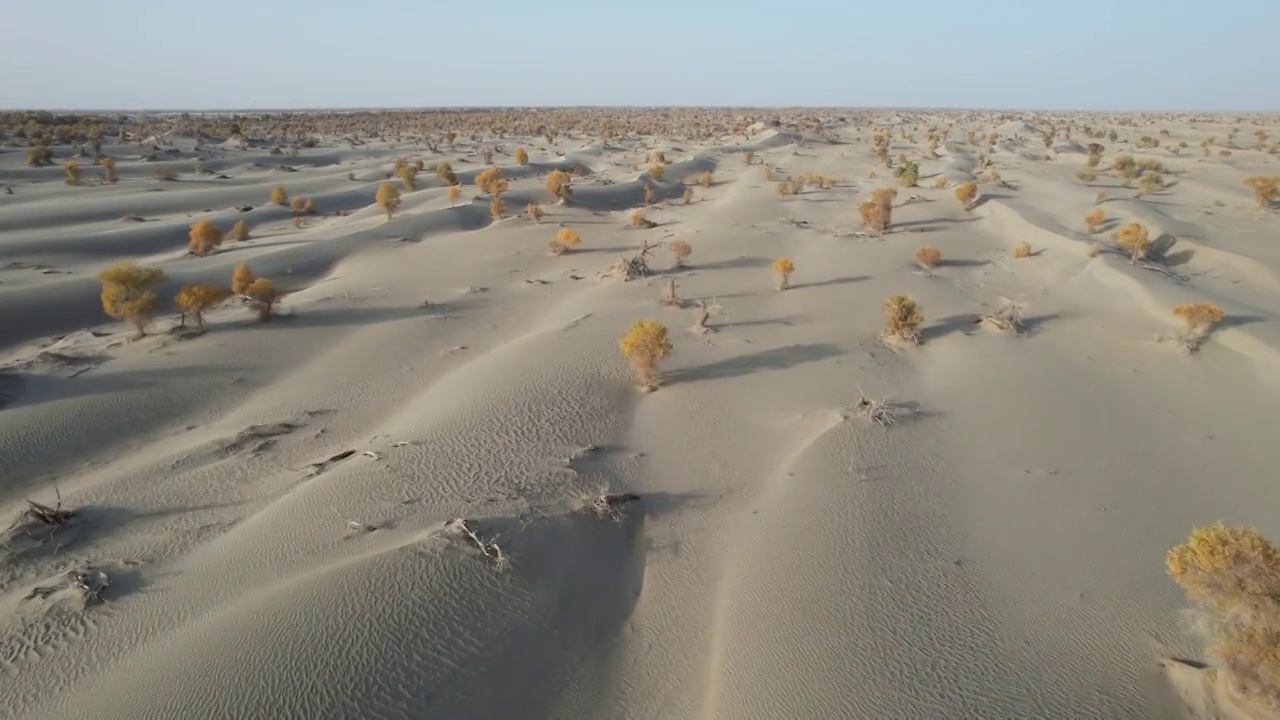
[2,109,1279,719]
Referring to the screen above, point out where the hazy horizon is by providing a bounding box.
[3,0,1278,112]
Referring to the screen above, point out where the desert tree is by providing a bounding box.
[1166,522,1280,706]
[894,160,919,187]
[436,162,458,186]
[1085,209,1105,234]
[489,197,506,220]
[99,157,117,184]
[690,298,724,334]
[618,319,672,392]
[772,257,795,290]
[397,164,418,191]
[188,219,225,256]
[1114,222,1151,264]
[549,227,581,255]
[955,180,978,211]
[175,284,231,330]
[270,184,288,206]
[1173,303,1225,352]
[914,246,941,272]
[545,169,573,202]
[245,278,284,321]
[475,167,505,195]
[230,220,250,241]
[375,183,402,219]
[62,161,82,186]
[669,239,692,268]
[231,262,256,295]
[1243,176,1279,209]
[515,147,529,165]
[98,261,167,338]
[882,294,924,345]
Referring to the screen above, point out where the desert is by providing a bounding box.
[0,105,1279,720]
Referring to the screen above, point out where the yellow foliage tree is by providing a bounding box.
[546,169,573,201]
[619,319,672,392]
[489,197,506,220]
[175,284,231,329]
[245,278,284,321]
[231,263,255,295]
[375,183,401,219]
[772,257,795,290]
[188,219,224,256]
[1114,223,1150,264]
[955,181,978,210]
[98,262,167,338]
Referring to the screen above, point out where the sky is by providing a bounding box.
[2,0,1277,112]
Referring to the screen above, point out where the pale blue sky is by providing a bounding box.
[2,0,1276,111]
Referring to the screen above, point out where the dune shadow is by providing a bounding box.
[788,275,869,290]
[668,342,843,383]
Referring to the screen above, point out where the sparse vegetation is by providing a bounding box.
[1173,303,1225,352]
[1166,522,1280,705]
[1114,222,1151,264]
[619,319,672,392]
[375,183,401,219]
[175,284,231,330]
[98,262,167,338]
[914,246,941,271]
[476,167,506,195]
[648,163,664,181]
[397,164,418,191]
[1085,209,1105,233]
[549,227,581,255]
[882,295,924,345]
[188,219,224,256]
[772,257,795,290]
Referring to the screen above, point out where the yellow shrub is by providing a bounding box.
[648,163,663,181]
[772,257,795,290]
[1085,209,1105,233]
[447,185,462,206]
[436,162,458,186]
[188,219,224,256]
[230,220,250,241]
[882,294,924,343]
[915,246,941,269]
[545,169,572,200]
[619,319,672,391]
[1114,222,1150,264]
[556,227,581,249]
[98,261,167,337]
[375,183,401,219]
[1174,303,1225,334]
[489,197,506,220]
[1243,176,1279,209]
[955,180,978,209]
[859,200,888,234]
[397,164,417,191]
[270,185,288,206]
[231,263,255,295]
[475,167,504,195]
[175,284,231,329]
[515,147,529,165]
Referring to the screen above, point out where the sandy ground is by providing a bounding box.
[1,111,1279,719]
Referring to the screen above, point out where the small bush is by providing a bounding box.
[1174,303,1225,335]
[375,183,401,219]
[175,284,231,329]
[932,176,948,189]
[1167,523,1280,706]
[25,146,53,167]
[1139,173,1164,194]
[436,162,458,186]
[859,201,888,234]
[549,227,581,255]
[914,246,941,270]
[62,161,82,186]
[475,167,505,195]
[1085,209,1105,233]
[1011,241,1032,259]
[447,185,462,206]
[882,295,924,344]
[1114,222,1151,264]
[244,278,284,321]
[515,147,529,165]
[1243,176,1279,209]
[231,263,255,295]
[98,261,167,338]
[270,185,288,206]
[631,209,655,229]
[230,220,250,241]
[188,219,224,256]
[669,239,692,268]
[545,169,573,201]
[289,196,306,213]
[894,160,919,187]
[644,184,657,205]
[397,165,418,191]
[489,197,506,220]
[772,257,795,290]
[619,319,672,392]
[955,181,978,210]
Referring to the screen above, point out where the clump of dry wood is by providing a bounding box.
[600,240,656,281]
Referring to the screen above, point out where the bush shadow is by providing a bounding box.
[667,343,843,383]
